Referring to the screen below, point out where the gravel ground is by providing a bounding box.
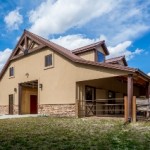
[0,114,39,119]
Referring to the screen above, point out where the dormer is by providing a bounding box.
[105,56,128,66]
[72,41,109,62]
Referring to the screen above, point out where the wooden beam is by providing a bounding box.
[18,84,22,115]
[127,74,133,122]
[25,36,27,49]
[28,39,33,49]
[124,96,128,122]
[132,96,136,123]
[26,34,43,45]
[18,45,24,52]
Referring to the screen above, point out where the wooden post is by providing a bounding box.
[75,99,79,118]
[146,82,150,98]
[124,96,128,122]
[146,82,150,117]
[132,96,136,123]
[18,84,22,115]
[127,74,133,122]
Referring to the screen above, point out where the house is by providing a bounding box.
[0,30,149,121]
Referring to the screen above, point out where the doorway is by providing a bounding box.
[30,95,38,114]
[19,80,38,114]
[85,86,96,116]
[9,94,14,114]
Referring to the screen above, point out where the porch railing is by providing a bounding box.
[78,98,124,117]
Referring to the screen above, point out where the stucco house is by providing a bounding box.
[0,30,149,121]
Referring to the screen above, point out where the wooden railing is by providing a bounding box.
[78,98,124,117]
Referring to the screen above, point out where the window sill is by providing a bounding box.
[44,66,54,70]
[9,76,15,79]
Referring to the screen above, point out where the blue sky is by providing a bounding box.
[0,0,150,75]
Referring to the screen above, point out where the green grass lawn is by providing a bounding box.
[0,117,150,150]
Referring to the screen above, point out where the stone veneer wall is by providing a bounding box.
[0,105,8,115]
[0,105,19,115]
[13,105,19,114]
[38,104,76,117]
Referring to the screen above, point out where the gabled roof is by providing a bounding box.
[0,30,150,81]
[72,41,109,55]
[106,55,128,66]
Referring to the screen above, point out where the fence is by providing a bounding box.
[78,98,124,117]
[136,98,150,118]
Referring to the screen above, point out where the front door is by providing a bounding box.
[30,95,37,114]
[9,94,14,114]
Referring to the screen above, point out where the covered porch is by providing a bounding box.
[76,74,150,122]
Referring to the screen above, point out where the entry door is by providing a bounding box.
[30,95,37,114]
[9,94,14,114]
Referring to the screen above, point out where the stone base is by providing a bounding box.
[0,105,8,115]
[0,105,19,115]
[13,105,19,114]
[38,104,76,117]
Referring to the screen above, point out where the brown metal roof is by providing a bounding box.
[106,55,128,66]
[72,41,109,55]
[0,30,149,81]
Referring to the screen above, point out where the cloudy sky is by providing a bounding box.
[0,0,150,75]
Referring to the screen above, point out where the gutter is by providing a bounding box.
[135,68,150,81]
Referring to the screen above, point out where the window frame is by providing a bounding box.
[44,53,54,69]
[96,50,105,62]
[9,67,14,77]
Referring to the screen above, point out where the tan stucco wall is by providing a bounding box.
[0,48,77,106]
[77,50,95,61]
[0,46,131,109]
[96,46,105,55]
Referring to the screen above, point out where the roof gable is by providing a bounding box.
[0,30,149,82]
[11,31,46,60]
[72,41,109,55]
[106,56,128,66]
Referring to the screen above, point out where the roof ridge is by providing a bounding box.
[72,40,104,52]
[0,30,149,81]
[106,55,125,61]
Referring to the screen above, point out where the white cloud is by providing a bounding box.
[28,0,119,38]
[51,34,143,60]
[148,73,150,76]
[4,9,23,30]
[16,36,21,42]
[51,34,106,50]
[107,41,143,60]
[28,0,150,44]
[0,48,12,71]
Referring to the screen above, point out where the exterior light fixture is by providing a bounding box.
[25,73,29,78]
[14,88,17,93]
[39,84,43,89]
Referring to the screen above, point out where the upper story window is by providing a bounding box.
[97,51,105,62]
[45,54,52,67]
[9,67,14,77]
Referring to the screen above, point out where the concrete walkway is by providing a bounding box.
[0,114,39,119]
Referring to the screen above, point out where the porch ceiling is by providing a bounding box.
[116,76,147,87]
[20,80,38,88]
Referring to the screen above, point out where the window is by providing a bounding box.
[97,51,105,62]
[45,54,52,67]
[9,67,14,77]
